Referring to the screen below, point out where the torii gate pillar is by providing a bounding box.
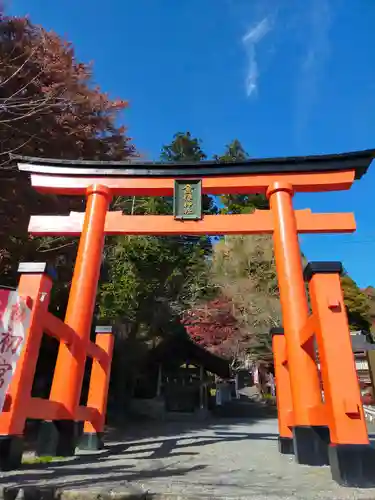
[268,181,328,465]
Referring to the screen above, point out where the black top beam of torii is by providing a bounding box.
[10,149,375,179]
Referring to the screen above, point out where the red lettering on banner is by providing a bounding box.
[0,332,23,355]
[0,358,12,388]
[9,301,27,324]
[0,290,10,322]
[0,291,31,411]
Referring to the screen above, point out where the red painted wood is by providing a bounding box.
[29,170,356,196]
[28,210,356,236]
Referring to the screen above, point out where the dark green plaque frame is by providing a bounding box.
[173,179,202,220]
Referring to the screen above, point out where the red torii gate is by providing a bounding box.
[0,149,374,487]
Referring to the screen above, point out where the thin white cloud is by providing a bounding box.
[242,17,272,97]
[243,17,271,45]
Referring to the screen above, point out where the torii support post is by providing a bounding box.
[79,326,114,451]
[48,185,112,450]
[0,263,54,470]
[271,327,294,455]
[305,262,375,487]
[267,182,329,465]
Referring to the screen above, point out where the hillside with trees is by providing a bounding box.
[362,286,375,334]
[341,276,371,332]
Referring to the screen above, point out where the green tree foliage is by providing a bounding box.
[111,131,217,221]
[341,275,371,331]
[363,287,375,334]
[99,235,212,330]
[216,139,269,214]
[160,131,217,215]
[99,131,215,328]
[211,235,281,363]
[160,131,206,162]
[97,132,216,407]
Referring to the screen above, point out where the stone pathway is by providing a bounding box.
[2,417,375,499]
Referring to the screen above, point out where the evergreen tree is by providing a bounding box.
[98,132,217,408]
[114,131,217,219]
[100,131,215,330]
[161,131,217,215]
[363,286,375,335]
[161,131,207,163]
[216,140,269,214]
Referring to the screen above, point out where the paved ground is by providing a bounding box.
[2,414,375,499]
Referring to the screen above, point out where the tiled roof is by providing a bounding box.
[350,332,375,353]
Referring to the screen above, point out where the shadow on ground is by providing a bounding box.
[3,399,278,490]
[105,396,277,441]
[4,428,277,489]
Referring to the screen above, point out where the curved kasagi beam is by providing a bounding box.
[11,148,375,179]
[16,170,356,196]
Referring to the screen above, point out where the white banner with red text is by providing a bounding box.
[0,290,31,412]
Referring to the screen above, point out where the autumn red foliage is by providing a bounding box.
[0,14,135,285]
[0,14,134,161]
[183,297,240,358]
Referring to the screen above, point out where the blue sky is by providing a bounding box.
[7,0,375,288]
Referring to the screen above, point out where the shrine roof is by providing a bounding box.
[11,148,375,180]
[351,332,375,352]
[146,334,231,379]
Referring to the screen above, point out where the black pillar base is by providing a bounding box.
[36,420,79,457]
[0,435,23,471]
[278,436,295,455]
[329,444,375,487]
[78,432,104,451]
[292,425,330,466]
